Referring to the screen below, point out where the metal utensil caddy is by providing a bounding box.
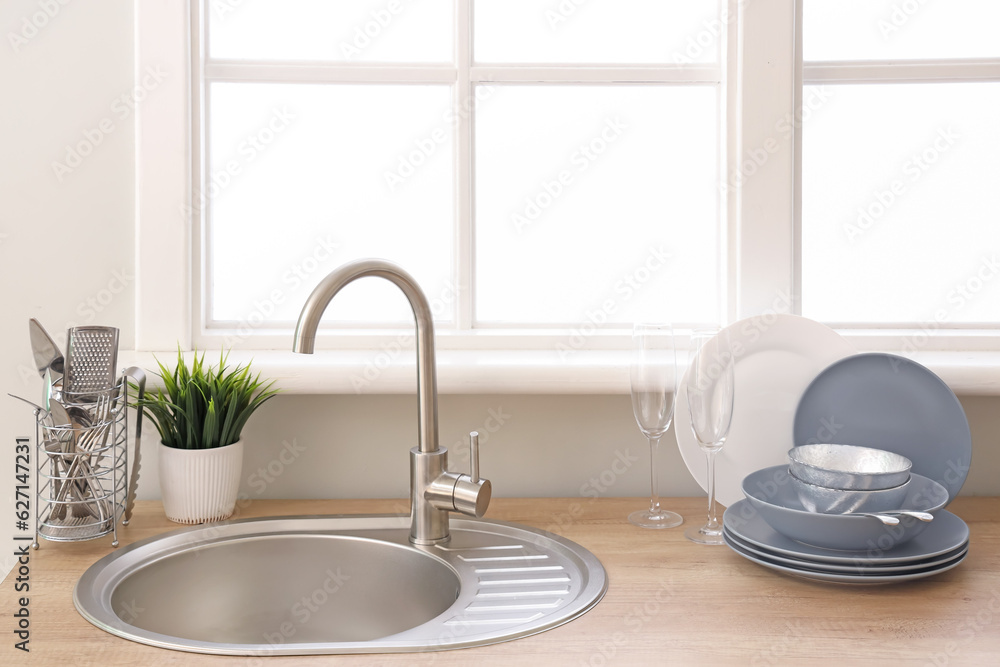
[32,374,131,548]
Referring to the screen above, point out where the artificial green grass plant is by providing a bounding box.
[136,349,279,450]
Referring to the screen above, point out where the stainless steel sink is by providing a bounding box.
[75,260,607,654]
[75,514,607,655]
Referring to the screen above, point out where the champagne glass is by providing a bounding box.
[684,327,735,545]
[628,323,683,529]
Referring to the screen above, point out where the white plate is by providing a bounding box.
[723,500,970,564]
[725,533,968,584]
[675,315,854,508]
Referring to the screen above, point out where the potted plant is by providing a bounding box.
[136,349,279,523]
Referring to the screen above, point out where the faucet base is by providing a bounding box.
[410,447,452,545]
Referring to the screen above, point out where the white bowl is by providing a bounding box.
[790,475,909,514]
[788,444,912,491]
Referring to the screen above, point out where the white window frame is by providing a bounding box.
[191,0,729,350]
[799,58,1000,346]
[134,0,1000,394]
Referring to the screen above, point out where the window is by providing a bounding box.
[192,0,726,348]
[135,1,1000,374]
[800,0,1000,328]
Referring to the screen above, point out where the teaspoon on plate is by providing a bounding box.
[849,511,935,526]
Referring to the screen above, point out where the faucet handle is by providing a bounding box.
[425,431,492,519]
[450,431,491,518]
[469,431,480,483]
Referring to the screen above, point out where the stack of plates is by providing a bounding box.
[723,500,969,584]
[675,315,974,583]
[675,318,974,509]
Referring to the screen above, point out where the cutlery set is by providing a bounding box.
[12,320,144,547]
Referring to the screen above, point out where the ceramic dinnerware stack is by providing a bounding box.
[721,351,973,584]
[722,496,969,584]
[723,457,966,583]
[672,316,974,584]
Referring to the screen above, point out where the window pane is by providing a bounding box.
[801,83,1000,324]
[475,85,720,326]
[805,0,1000,61]
[207,83,454,326]
[474,0,720,64]
[208,0,453,63]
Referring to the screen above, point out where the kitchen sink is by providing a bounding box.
[74,259,607,655]
[75,514,607,655]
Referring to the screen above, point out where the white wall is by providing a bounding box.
[196,392,1000,504]
[2,2,998,584]
[1,0,136,576]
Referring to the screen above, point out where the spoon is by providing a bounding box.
[48,400,101,520]
[7,393,101,522]
[849,510,935,525]
[885,510,935,522]
[855,513,900,526]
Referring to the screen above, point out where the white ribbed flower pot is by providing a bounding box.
[158,440,244,524]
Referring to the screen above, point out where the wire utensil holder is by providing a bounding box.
[32,376,130,548]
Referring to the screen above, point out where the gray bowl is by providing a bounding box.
[742,465,948,551]
[788,444,912,491]
[790,475,909,514]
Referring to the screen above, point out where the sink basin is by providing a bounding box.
[108,533,460,645]
[75,515,607,655]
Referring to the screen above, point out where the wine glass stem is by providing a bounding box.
[705,448,719,529]
[647,435,661,515]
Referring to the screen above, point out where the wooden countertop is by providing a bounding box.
[4,497,999,666]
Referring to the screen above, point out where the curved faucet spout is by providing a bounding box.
[292,259,439,454]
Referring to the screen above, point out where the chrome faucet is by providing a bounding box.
[292,259,491,545]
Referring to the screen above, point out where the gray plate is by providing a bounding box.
[792,353,971,504]
[724,532,968,584]
[724,528,968,574]
[723,499,969,564]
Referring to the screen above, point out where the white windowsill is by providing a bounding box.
[118,348,1000,396]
